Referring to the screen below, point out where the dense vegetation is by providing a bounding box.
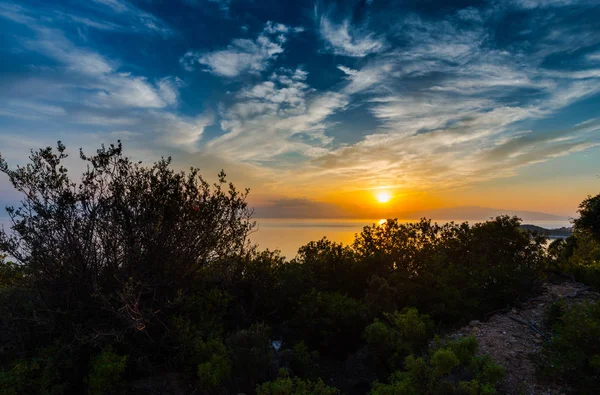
[0,142,598,394]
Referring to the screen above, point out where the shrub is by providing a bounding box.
[431,349,459,377]
[0,255,24,288]
[294,238,361,297]
[559,233,600,290]
[354,217,546,324]
[0,345,70,395]
[288,342,319,378]
[87,347,127,395]
[256,369,339,395]
[227,323,275,392]
[0,142,254,347]
[197,354,231,391]
[574,194,600,242]
[286,290,370,357]
[364,308,434,372]
[369,336,505,395]
[537,300,600,392]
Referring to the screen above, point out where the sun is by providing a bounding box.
[376,191,391,204]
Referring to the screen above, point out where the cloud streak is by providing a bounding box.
[181,22,303,77]
[319,16,386,57]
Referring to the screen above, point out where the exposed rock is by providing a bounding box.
[452,281,599,395]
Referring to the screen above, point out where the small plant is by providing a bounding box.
[431,348,459,377]
[537,301,600,393]
[256,369,339,395]
[369,336,505,395]
[289,342,319,378]
[0,345,69,395]
[87,347,127,395]
[364,307,434,371]
[196,338,231,391]
[227,323,275,392]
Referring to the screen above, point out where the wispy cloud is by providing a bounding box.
[0,0,172,36]
[183,0,232,15]
[207,68,346,161]
[263,4,600,194]
[180,22,303,77]
[0,3,205,151]
[513,0,577,8]
[90,0,173,36]
[319,16,386,57]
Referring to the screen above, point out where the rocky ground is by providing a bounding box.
[451,281,600,395]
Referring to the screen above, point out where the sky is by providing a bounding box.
[1,0,600,219]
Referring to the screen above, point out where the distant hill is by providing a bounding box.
[400,206,569,222]
[254,201,571,222]
[520,224,573,238]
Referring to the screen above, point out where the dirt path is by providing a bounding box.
[451,281,599,395]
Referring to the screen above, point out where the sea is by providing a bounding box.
[251,218,572,259]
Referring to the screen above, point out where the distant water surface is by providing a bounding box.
[251,218,572,259]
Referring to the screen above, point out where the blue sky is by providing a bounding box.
[1,0,600,217]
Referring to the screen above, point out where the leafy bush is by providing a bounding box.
[0,255,24,288]
[288,342,319,378]
[364,308,434,372]
[0,142,253,348]
[197,353,231,392]
[294,238,362,297]
[537,300,600,393]
[87,347,127,395]
[354,217,546,323]
[227,323,275,392]
[574,194,600,242]
[256,369,339,395]
[286,290,370,357]
[0,345,71,395]
[369,336,505,395]
[549,231,600,290]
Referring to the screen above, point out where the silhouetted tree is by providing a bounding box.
[0,141,254,347]
[574,193,600,242]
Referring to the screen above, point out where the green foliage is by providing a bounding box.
[364,308,434,372]
[431,349,459,377]
[286,290,370,357]
[227,323,274,392]
[354,217,546,323]
[0,345,70,395]
[552,193,600,290]
[197,353,231,391]
[0,141,254,348]
[256,369,339,395]
[550,232,600,290]
[369,337,505,395]
[288,342,319,378]
[294,238,361,297]
[87,347,127,395]
[574,194,600,242]
[537,300,600,393]
[0,255,24,288]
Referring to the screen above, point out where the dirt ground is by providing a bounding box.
[451,281,600,395]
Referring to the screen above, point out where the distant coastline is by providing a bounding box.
[254,204,571,223]
[520,224,573,239]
